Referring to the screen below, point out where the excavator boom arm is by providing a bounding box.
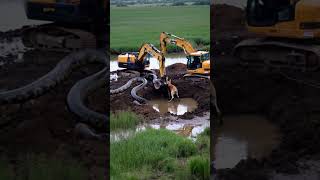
[138,43,166,77]
[160,32,197,55]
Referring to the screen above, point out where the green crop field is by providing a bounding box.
[110,5,210,52]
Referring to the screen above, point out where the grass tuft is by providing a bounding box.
[158,157,178,173]
[110,111,141,130]
[188,156,210,180]
[0,157,13,180]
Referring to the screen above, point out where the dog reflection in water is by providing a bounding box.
[159,123,195,137]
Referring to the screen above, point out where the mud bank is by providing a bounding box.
[212,4,320,180]
[0,48,107,179]
[110,63,210,120]
[211,4,256,58]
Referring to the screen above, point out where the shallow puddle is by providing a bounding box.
[110,112,210,142]
[213,114,281,169]
[149,98,198,115]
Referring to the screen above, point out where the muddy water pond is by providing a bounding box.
[110,54,186,72]
[213,115,281,169]
[111,112,210,143]
[149,98,198,115]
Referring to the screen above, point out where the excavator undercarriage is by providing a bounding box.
[22,0,107,52]
[234,38,320,71]
[22,24,97,52]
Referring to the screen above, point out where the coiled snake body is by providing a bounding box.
[0,50,108,140]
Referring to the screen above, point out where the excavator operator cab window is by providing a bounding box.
[247,0,293,26]
[201,53,210,61]
[277,1,294,22]
[144,54,151,66]
[187,56,202,70]
[247,0,277,26]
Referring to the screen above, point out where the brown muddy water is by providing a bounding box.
[213,115,281,169]
[149,98,198,115]
[111,112,210,142]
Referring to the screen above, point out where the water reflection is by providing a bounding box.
[150,98,198,115]
[213,115,281,169]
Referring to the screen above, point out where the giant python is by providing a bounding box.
[110,69,162,104]
[0,50,108,140]
[0,49,155,140]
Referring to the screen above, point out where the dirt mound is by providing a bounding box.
[212,4,246,36]
[211,5,256,57]
[166,63,188,75]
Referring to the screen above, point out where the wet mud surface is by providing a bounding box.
[212,4,320,180]
[0,31,107,179]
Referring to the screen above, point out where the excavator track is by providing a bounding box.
[233,38,320,71]
[22,24,96,52]
[184,74,210,79]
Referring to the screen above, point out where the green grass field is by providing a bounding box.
[111,5,210,52]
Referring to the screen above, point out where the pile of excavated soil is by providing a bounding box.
[211,4,246,38]
[0,49,107,179]
[110,63,210,120]
[211,5,256,57]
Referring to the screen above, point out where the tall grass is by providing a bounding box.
[0,157,13,180]
[188,156,210,180]
[110,111,142,130]
[196,128,210,155]
[187,127,210,180]
[110,128,197,179]
[0,153,91,180]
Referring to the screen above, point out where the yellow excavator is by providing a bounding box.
[118,43,166,77]
[233,0,320,71]
[23,0,107,51]
[160,32,210,76]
